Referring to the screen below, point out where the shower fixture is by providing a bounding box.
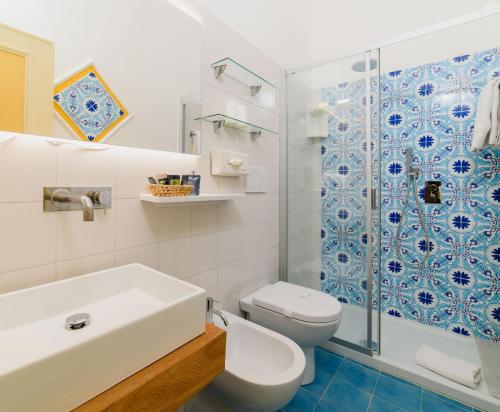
[351,58,378,72]
[394,148,430,265]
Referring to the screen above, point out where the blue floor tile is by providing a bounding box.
[368,396,406,412]
[320,379,371,412]
[422,389,473,411]
[421,392,474,412]
[373,373,422,412]
[303,368,333,397]
[349,358,381,373]
[282,387,319,412]
[315,347,344,375]
[335,359,380,394]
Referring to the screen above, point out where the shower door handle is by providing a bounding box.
[371,188,377,210]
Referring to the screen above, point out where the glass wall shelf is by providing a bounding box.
[196,113,277,141]
[211,58,276,96]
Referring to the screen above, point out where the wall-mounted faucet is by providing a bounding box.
[206,297,229,327]
[43,187,112,222]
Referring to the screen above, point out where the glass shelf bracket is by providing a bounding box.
[196,114,277,142]
[211,58,275,97]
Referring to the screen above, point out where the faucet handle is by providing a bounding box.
[206,297,214,312]
[87,189,111,206]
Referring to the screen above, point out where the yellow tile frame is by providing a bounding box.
[53,63,130,143]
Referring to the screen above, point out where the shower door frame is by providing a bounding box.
[282,49,382,357]
[281,4,500,357]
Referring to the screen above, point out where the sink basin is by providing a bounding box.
[0,263,206,412]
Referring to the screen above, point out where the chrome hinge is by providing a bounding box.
[371,188,377,210]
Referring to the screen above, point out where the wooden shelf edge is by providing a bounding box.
[73,323,226,412]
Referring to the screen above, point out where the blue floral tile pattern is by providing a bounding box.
[53,64,130,143]
[320,48,500,341]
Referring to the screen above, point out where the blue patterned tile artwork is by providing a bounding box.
[53,64,129,143]
[320,48,500,341]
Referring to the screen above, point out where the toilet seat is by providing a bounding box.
[251,281,342,324]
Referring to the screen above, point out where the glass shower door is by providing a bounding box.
[285,50,381,354]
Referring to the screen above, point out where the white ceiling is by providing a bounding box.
[196,0,500,69]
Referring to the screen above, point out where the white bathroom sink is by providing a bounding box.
[0,263,206,412]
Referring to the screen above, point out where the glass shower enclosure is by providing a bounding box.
[284,50,381,355]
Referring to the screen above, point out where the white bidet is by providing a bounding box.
[209,311,305,412]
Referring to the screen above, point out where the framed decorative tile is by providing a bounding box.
[53,62,130,143]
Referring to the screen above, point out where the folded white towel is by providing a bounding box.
[471,77,500,151]
[415,344,481,389]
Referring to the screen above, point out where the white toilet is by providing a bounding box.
[240,281,342,385]
[209,310,305,412]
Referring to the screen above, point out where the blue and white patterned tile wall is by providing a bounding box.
[320,48,500,341]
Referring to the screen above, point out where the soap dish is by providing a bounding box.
[149,184,193,197]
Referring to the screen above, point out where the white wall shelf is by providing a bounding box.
[140,193,245,207]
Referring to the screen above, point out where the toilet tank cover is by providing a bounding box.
[252,282,342,323]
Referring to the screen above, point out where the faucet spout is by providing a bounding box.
[49,189,95,222]
[76,195,94,222]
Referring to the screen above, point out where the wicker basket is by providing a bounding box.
[149,184,193,197]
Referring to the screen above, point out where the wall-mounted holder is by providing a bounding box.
[43,187,112,221]
[196,114,276,142]
[211,150,248,176]
[211,57,274,97]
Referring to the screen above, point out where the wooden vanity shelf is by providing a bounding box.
[73,323,226,412]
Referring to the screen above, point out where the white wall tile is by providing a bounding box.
[114,146,159,199]
[201,121,241,159]
[199,158,219,194]
[0,264,56,294]
[239,221,273,257]
[191,232,218,275]
[158,206,192,241]
[236,194,273,226]
[218,199,241,229]
[186,268,218,300]
[56,252,115,280]
[218,228,239,264]
[114,244,158,269]
[57,144,114,187]
[0,203,56,273]
[217,175,245,194]
[157,151,200,176]
[114,199,157,250]
[56,208,114,261]
[238,253,259,298]
[218,261,239,300]
[191,204,218,235]
[0,135,57,203]
[215,292,243,317]
[158,238,191,279]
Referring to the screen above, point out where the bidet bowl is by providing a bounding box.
[210,311,305,412]
[0,263,206,412]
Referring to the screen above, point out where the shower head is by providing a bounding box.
[351,59,378,72]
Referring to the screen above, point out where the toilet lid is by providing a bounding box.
[252,282,342,323]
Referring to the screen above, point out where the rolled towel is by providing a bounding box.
[415,344,481,389]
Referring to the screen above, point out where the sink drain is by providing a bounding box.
[65,313,90,330]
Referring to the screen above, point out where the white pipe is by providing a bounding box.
[287,4,500,74]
